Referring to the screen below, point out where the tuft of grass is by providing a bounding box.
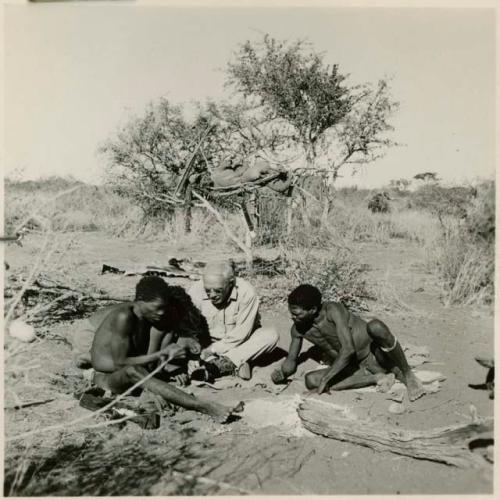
[425,181,494,306]
[247,244,373,313]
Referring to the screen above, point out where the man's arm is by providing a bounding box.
[209,291,259,356]
[271,327,303,384]
[148,328,173,355]
[316,303,356,394]
[110,314,182,369]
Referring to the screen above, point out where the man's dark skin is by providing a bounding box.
[90,296,239,423]
[272,293,425,401]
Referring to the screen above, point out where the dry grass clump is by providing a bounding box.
[246,244,373,313]
[426,181,494,306]
[4,427,226,496]
[4,178,141,235]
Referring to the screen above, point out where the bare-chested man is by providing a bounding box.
[271,284,425,401]
[88,276,240,423]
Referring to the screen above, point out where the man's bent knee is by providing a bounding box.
[258,326,279,348]
[367,319,392,339]
[305,372,320,390]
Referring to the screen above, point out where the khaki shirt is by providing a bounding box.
[188,277,261,356]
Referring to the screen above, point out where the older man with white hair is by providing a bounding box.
[188,260,279,380]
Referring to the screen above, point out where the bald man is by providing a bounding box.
[188,260,279,380]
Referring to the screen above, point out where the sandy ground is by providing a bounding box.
[4,232,494,495]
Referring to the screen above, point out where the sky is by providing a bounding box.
[3,5,496,188]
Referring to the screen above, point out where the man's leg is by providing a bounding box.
[304,366,383,392]
[95,366,242,423]
[366,319,425,401]
[194,328,278,381]
[70,320,95,369]
[224,326,279,379]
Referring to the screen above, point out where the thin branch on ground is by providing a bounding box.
[7,357,171,442]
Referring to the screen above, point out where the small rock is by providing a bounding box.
[9,319,36,343]
[388,402,407,414]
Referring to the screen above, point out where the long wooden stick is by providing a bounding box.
[191,190,252,266]
[5,398,55,410]
[174,124,215,198]
[7,358,171,442]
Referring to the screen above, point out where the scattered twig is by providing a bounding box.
[5,231,52,324]
[288,448,316,477]
[409,398,456,413]
[171,470,253,495]
[5,398,55,411]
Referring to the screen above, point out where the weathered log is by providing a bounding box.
[297,398,493,468]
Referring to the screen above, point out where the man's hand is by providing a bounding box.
[159,344,186,363]
[176,337,201,356]
[200,348,215,362]
[174,373,190,387]
[317,374,331,395]
[271,367,287,385]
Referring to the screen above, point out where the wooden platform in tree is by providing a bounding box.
[297,398,493,468]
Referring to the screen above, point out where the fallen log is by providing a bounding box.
[297,398,493,468]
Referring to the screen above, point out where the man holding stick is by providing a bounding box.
[85,276,240,423]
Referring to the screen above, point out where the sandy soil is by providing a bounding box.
[4,232,494,495]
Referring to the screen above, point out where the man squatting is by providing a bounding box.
[71,276,241,423]
[272,284,425,401]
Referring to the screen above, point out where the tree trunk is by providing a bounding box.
[298,398,492,468]
[249,192,259,234]
[240,202,255,272]
[285,186,294,238]
[320,184,333,225]
[184,187,192,234]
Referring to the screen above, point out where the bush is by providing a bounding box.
[407,183,477,220]
[4,178,142,235]
[367,192,391,213]
[249,245,373,313]
[428,181,494,306]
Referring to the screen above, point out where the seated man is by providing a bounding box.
[271,284,425,401]
[71,282,209,385]
[188,260,279,381]
[87,276,239,423]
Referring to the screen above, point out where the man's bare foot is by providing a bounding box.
[405,371,425,401]
[204,401,244,424]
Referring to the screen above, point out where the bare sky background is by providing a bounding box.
[4,5,495,187]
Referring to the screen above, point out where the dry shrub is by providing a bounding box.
[251,244,373,312]
[4,427,227,496]
[407,183,477,219]
[427,181,494,306]
[5,180,141,235]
